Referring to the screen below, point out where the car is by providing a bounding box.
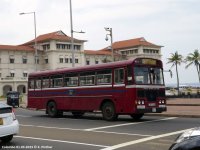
[169,127,200,150]
[0,102,19,143]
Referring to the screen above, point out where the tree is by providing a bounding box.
[167,51,184,95]
[185,49,200,82]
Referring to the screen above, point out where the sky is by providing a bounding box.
[0,0,200,84]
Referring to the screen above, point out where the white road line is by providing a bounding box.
[92,131,152,137]
[15,136,109,148]
[19,124,152,137]
[20,124,82,131]
[101,128,193,150]
[16,115,32,118]
[84,117,177,131]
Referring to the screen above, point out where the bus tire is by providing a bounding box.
[47,101,58,117]
[102,102,118,121]
[72,112,85,118]
[130,113,144,120]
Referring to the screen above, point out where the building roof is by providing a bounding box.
[0,45,34,51]
[22,30,86,45]
[84,50,112,55]
[102,37,162,51]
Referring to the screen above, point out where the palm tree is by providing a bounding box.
[185,49,200,82]
[167,51,184,95]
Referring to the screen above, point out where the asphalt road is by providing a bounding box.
[1,108,200,150]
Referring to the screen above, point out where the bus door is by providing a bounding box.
[113,68,126,111]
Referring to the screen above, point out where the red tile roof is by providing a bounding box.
[22,30,86,45]
[102,37,162,51]
[84,50,112,55]
[0,45,34,51]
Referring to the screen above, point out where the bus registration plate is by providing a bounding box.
[0,118,3,125]
[152,108,156,112]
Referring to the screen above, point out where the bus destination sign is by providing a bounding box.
[142,59,157,65]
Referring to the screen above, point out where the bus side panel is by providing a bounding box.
[114,87,137,114]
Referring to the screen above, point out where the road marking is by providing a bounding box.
[16,115,32,118]
[84,117,177,131]
[15,136,109,148]
[101,128,193,150]
[20,124,152,137]
[92,130,152,137]
[20,124,83,131]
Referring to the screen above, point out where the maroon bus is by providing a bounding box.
[28,58,166,121]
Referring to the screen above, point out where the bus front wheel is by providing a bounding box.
[47,101,58,117]
[130,113,144,120]
[102,102,118,121]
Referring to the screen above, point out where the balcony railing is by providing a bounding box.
[0,77,28,81]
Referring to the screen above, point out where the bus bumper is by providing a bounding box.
[136,107,167,113]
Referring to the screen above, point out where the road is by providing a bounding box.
[1,108,200,150]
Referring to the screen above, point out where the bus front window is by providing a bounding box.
[134,67,164,85]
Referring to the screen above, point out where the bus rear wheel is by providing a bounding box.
[102,102,118,121]
[47,101,58,117]
[72,112,85,118]
[130,113,144,120]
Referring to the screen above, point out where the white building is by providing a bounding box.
[0,30,162,96]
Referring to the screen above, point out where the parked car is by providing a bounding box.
[0,102,19,143]
[169,127,200,150]
[7,91,20,107]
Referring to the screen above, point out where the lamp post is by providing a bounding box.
[105,27,114,62]
[20,12,38,71]
[69,0,85,67]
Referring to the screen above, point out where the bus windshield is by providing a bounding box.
[134,67,164,85]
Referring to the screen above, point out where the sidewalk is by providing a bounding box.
[147,98,200,118]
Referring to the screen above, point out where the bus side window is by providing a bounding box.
[127,66,133,85]
[96,69,112,85]
[114,68,124,84]
[35,79,41,89]
[64,73,78,87]
[42,77,50,88]
[29,79,35,89]
[51,75,63,88]
[80,72,95,86]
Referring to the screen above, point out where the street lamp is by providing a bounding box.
[19,12,38,71]
[105,27,114,62]
[69,0,85,67]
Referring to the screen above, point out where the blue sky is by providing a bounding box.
[0,0,200,84]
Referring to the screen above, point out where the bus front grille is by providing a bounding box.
[137,89,165,102]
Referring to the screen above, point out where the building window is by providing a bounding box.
[42,44,50,50]
[75,59,78,63]
[0,73,1,77]
[95,60,99,64]
[65,58,68,63]
[35,58,39,64]
[10,56,15,63]
[70,58,72,63]
[86,60,90,65]
[22,56,27,64]
[0,58,1,63]
[56,44,61,49]
[23,73,28,77]
[74,45,81,50]
[66,44,71,49]
[59,58,63,63]
[45,58,48,64]
[10,73,15,77]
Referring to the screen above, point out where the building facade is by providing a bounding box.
[0,31,162,96]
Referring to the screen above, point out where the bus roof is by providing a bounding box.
[29,58,161,77]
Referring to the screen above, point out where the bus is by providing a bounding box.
[28,58,166,121]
